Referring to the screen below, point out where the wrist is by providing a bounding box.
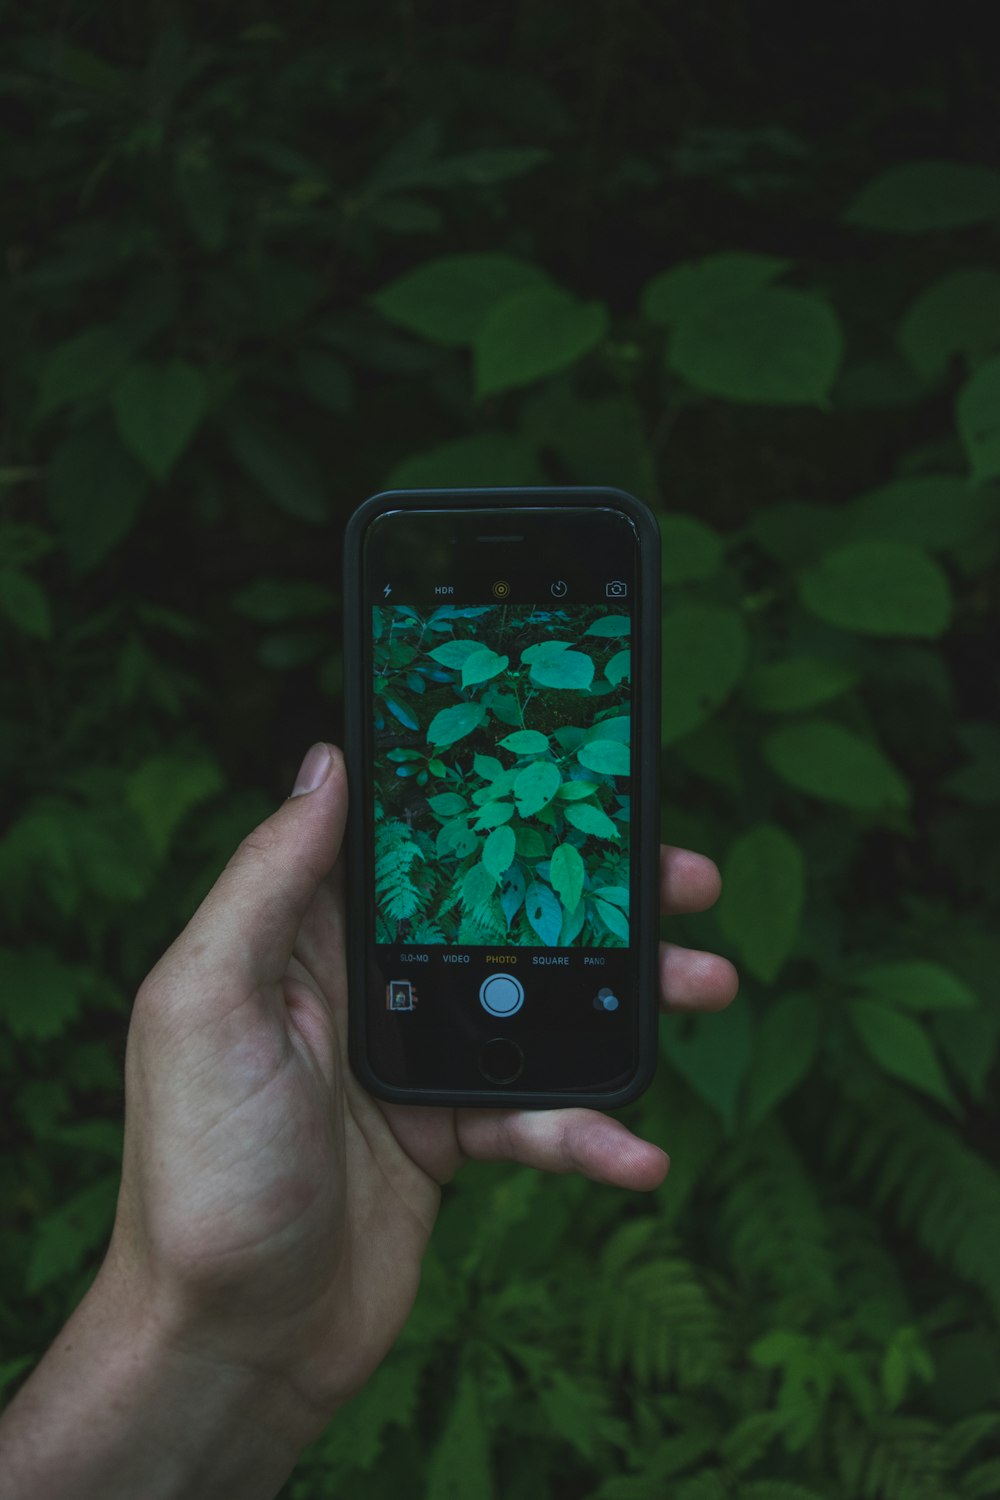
[0,1257,326,1500]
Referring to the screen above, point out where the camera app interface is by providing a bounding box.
[365,507,638,1052]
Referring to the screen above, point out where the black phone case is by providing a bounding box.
[342,487,661,1110]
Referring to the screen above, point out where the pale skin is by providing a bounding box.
[0,743,739,1500]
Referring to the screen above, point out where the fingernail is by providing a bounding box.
[290,743,332,797]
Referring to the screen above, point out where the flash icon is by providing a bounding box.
[383,584,392,599]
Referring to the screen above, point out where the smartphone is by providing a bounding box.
[342,487,661,1109]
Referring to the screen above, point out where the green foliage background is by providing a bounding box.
[2,4,999,1496]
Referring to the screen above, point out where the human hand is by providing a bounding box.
[104,742,738,1441]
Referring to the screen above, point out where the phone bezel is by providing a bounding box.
[343,487,661,1110]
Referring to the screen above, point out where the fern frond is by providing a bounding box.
[740,1484,829,1500]
[962,1458,1000,1498]
[675,1473,732,1500]
[585,1256,732,1392]
[940,1411,1000,1468]
[719,1411,785,1475]
[406,917,446,943]
[374,818,423,925]
[712,1120,837,1322]
[834,1413,953,1500]
[829,1078,1000,1322]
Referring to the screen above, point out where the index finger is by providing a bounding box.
[660,845,722,913]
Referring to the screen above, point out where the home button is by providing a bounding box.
[478,1037,525,1085]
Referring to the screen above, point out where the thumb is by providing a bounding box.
[154,743,349,1000]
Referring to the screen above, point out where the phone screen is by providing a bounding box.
[359,504,646,1094]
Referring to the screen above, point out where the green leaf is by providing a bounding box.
[513,760,561,816]
[420,146,551,187]
[763,719,909,811]
[26,1175,119,1294]
[125,749,225,861]
[550,842,584,914]
[843,475,996,551]
[383,697,418,730]
[0,568,51,639]
[36,325,130,417]
[593,895,628,941]
[427,792,467,817]
[474,287,609,397]
[472,801,515,831]
[844,160,1000,232]
[482,825,516,880]
[584,614,630,637]
[742,1483,827,1500]
[662,605,749,744]
[942,723,1000,805]
[462,863,497,907]
[428,639,483,669]
[230,579,336,622]
[498,730,549,754]
[46,421,149,573]
[564,803,620,840]
[665,999,754,1135]
[577,739,630,776]
[385,431,543,490]
[661,514,724,583]
[0,522,52,565]
[240,257,323,336]
[368,196,442,233]
[850,960,978,1012]
[0,947,82,1040]
[743,992,821,1129]
[111,360,207,482]
[308,1349,426,1477]
[799,541,952,637]
[179,174,234,253]
[520,639,573,663]
[474,754,504,780]
[881,1327,933,1411]
[898,269,1000,378]
[556,780,600,801]
[372,254,548,346]
[427,702,487,748]
[719,1412,787,1474]
[668,287,843,405]
[536,1370,614,1465]
[175,150,228,251]
[743,657,858,714]
[956,357,1000,484]
[514,826,547,859]
[605,649,630,686]
[519,385,656,500]
[223,412,329,522]
[425,1374,494,1500]
[641,252,793,325]
[461,647,508,688]
[585,714,629,742]
[592,885,629,910]
[717,824,805,984]
[437,819,479,860]
[472,768,519,804]
[747,501,848,568]
[294,350,353,413]
[528,649,595,690]
[849,1000,959,1111]
[524,880,562,945]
